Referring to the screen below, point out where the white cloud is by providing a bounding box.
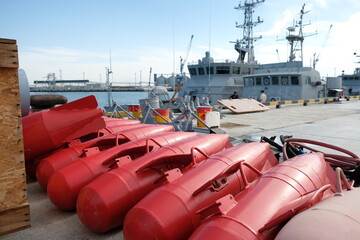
[315,12,360,76]
[19,47,111,82]
[260,9,295,36]
[312,0,329,8]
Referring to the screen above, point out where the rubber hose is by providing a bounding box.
[261,136,283,152]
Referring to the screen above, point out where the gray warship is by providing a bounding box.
[177,1,326,104]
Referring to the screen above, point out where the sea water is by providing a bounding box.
[31,91,151,109]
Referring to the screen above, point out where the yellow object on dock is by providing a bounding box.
[127,105,142,119]
[197,106,212,127]
[154,109,171,123]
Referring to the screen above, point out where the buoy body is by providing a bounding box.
[124,142,278,240]
[189,153,337,240]
[275,187,360,240]
[22,96,105,178]
[77,134,232,232]
[47,131,195,210]
[37,124,174,189]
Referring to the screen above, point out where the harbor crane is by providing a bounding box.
[313,24,332,68]
[180,34,194,76]
[166,35,194,109]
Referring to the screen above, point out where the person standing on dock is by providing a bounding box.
[259,90,267,103]
[229,91,239,99]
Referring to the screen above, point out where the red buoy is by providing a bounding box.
[123,142,279,240]
[23,96,105,178]
[37,124,174,189]
[189,153,338,240]
[47,131,196,210]
[275,168,358,240]
[77,134,232,232]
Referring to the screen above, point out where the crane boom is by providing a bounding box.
[180,35,194,75]
[313,24,332,68]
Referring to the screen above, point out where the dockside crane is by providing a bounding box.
[313,24,332,68]
[166,35,194,109]
[180,34,194,76]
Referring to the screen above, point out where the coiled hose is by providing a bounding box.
[283,138,360,170]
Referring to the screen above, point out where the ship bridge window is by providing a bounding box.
[263,77,270,85]
[271,76,279,85]
[244,78,254,86]
[189,68,197,76]
[291,76,299,85]
[232,67,241,74]
[256,77,262,85]
[355,77,359,80]
[306,76,311,84]
[281,77,288,85]
[216,66,230,74]
[198,67,205,75]
[234,78,242,85]
[206,66,214,75]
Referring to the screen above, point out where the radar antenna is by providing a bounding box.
[286,4,317,62]
[233,0,264,64]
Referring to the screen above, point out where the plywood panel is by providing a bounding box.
[0,38,30,235]
[218,98,270,114]
[0,204,30,236]
[0,38,18,68]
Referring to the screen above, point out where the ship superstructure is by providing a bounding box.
[243,4,325,101]
[339,53,360,96]
[178,0,264,104]
[179,1,326,104]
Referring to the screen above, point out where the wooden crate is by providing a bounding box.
[0,38,30,236]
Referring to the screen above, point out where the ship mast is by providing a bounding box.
[234,0,264,64]
[105,49,113,108]
[286,4,316,63]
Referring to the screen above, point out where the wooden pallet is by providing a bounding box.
[0,38,30,236]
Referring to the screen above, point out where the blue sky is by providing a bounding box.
[1,0,360,84]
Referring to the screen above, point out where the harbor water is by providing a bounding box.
[30,91,152,109]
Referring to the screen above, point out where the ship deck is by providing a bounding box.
[3,99,360,240]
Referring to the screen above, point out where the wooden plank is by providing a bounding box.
[0,42,19,68]
[0,204,30,236]
[218,98,270,114]
[0,38,17,44]
[0,38,30,235]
